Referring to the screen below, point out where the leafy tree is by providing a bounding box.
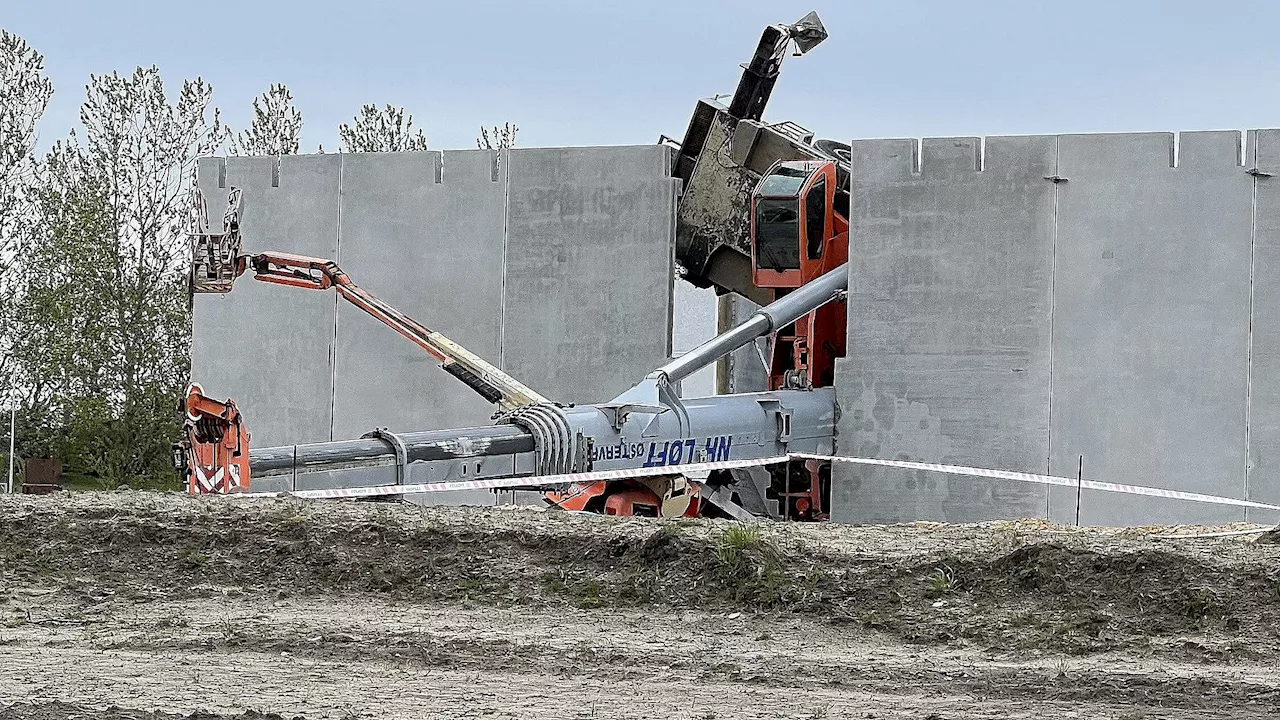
[231,83,302,156]
[477,122,518,150]
[0,31,54,390]
[339,104,428,152]
[9,67,227,488]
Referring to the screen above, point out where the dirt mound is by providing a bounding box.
[2,492,1278,658]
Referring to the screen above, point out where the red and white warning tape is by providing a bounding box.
[231,452,1280,513]
[797,454,1280,513]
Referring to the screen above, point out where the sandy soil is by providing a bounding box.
[1,492,1278,719]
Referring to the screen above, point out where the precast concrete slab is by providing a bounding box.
[191,146,682,505]
[330,150,505,440]
[502,145,680,403]
[1046,131,1254,526]
[832,136,1057,524]
[721,294,770,395]
[831,129,1279,526]
[1245,129,1280,524]
[192,155,341,447]
[672,281,718,398]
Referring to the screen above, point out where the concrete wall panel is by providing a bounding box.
[1246,129,1280,524]
[502,146,678,403]
[330,150,504,440]
[1046,131,1253,525]
[192,155,341,447]
[832,136,1057,524]
[723,294,770,395]
[191,146,681,505]
[672,281,717,398]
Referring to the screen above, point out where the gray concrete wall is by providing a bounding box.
[1246,129,1280,525]
[832,136,1056,524]
[192,145,681,501]
[331,151,504,440]
[833,129,1280,526]
[503,146,679,403]
[718,294,770,395]
[672,281,717,398]
[1045,132,1253,526]
[193,155,341,448]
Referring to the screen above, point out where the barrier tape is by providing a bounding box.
[231,451,1280,513]
[793,453,1280,513]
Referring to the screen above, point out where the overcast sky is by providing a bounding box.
[6,0,1280,153]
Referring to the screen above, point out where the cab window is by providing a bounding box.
[805,178,826,260]
[757,165,808,196]
[755,198,800,271]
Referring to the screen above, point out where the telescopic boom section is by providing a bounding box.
[238,252,549,412]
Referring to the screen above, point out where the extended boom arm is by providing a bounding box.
[240,252,548,411]
[189,188,547,413]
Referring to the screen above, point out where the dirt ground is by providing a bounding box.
[1,493,1279,719]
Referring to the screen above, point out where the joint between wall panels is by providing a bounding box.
[498,149,511,370]
[1044,135,1060,521]
[1245,133,1259,521]
[328,152,345,442]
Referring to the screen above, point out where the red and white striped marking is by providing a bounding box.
[795,454,1280,513]
[232,452,1280,513]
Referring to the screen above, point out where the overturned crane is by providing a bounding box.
[177,11,853,520]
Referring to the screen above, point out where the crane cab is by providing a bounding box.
[748,158,849,393]
[750,160,846,289]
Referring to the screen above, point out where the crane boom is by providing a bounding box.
[188,189,548,413]
[242,252,549,411]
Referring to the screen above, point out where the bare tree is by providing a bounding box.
[339,104,428,152]
[231,83,302,156]
[477,122,518,150]
[10,66,227,487]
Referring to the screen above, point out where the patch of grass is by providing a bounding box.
[457,575,512,600]
[576,580,602,609]
[713,523,789,607]
[541,569,569,594]
[715,523,764,568]
[540,569,604,608]
[217,618,241,643]
[277,508,309,527]
[925,564,960,599]
[181,550,208,569]
[1181,587,1220,625]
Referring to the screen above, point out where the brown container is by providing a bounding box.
[21,458,63,495]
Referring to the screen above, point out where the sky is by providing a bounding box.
[5,0,1280,153]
